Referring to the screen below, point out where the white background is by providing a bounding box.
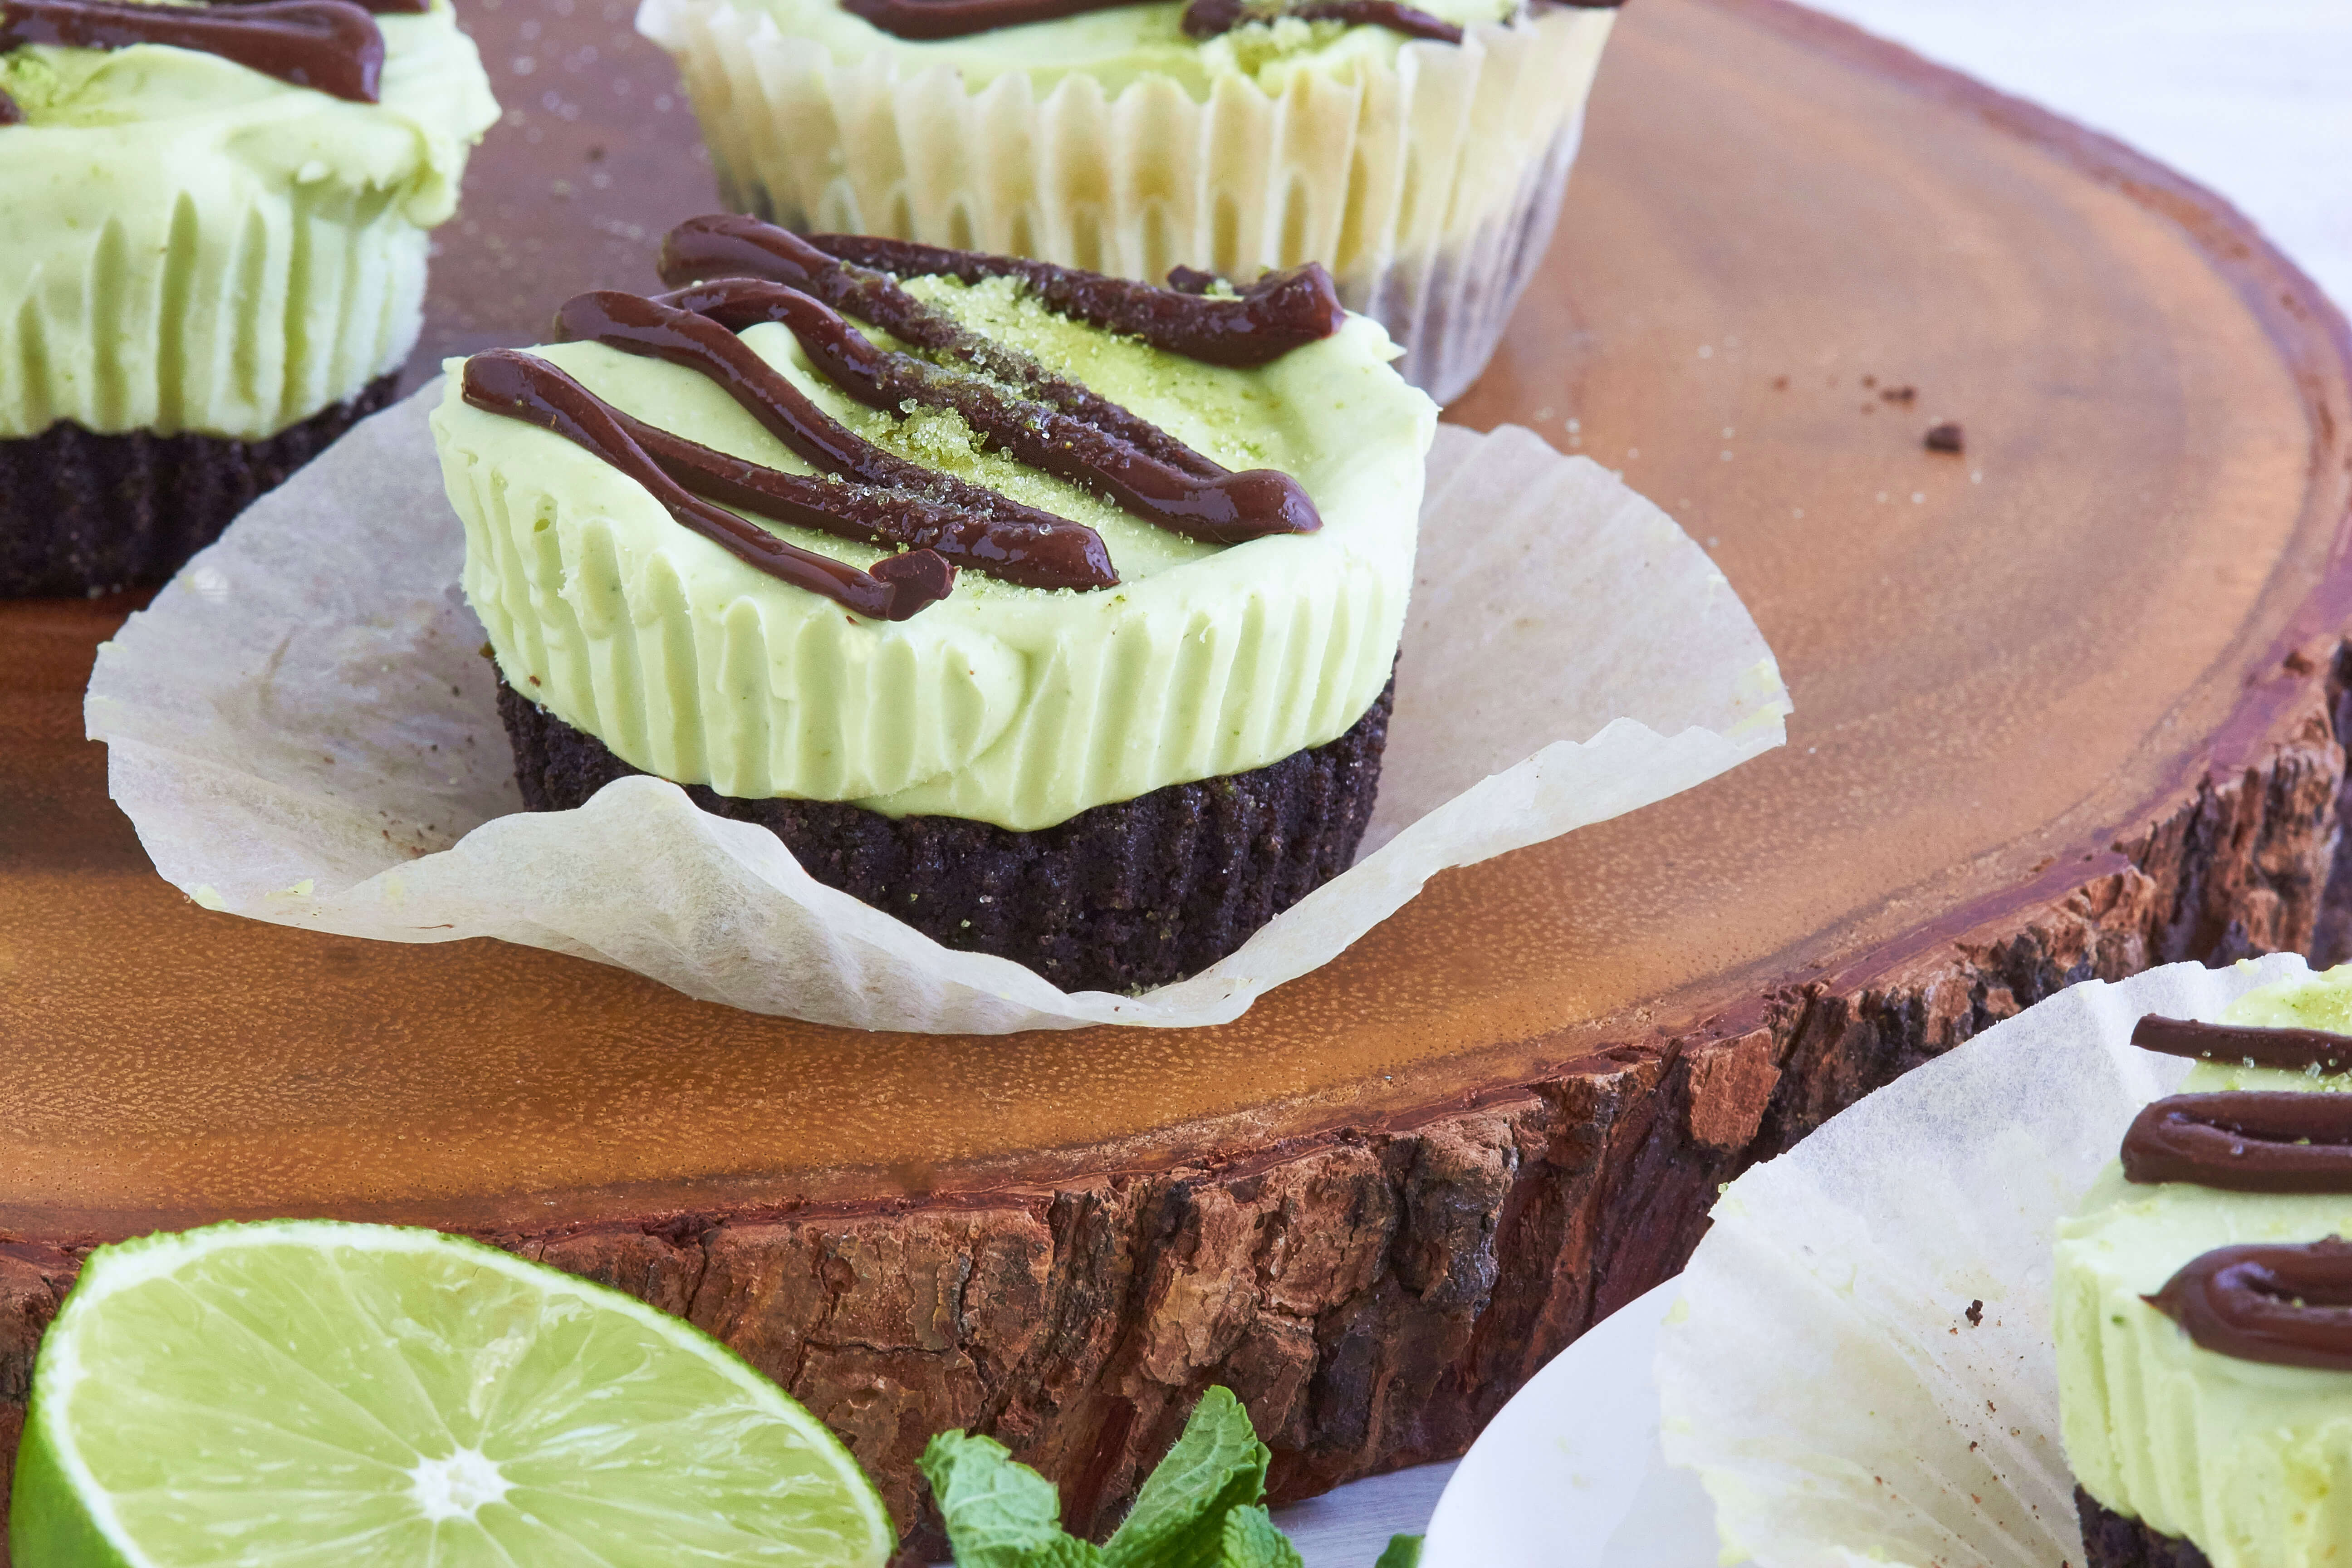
[1275,4,2352,1563]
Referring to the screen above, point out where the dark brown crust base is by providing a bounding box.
[2078,1486,2214,1568]
[498,677,1392,993]
[0,375,400,599]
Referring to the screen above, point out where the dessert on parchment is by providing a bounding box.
[0,0,496,596]
[636,0,1621,403]
[2059,972,2352,1568]
[432,215,1434,994]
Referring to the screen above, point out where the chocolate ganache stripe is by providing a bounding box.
[2123,1093,2352,1193]
[842,0,1151,39]
[659,217,1224,480]
[806,234,1347,370]
[549,291,1129,565]
[462,352,954,621]
[2133,1015,2352,1073]
[844,0,1622,43]
[659,278,1318,545]
[0,0,384,103]
[1181,0,1462,44]
[612,406,1113,591]
[218,0,425,15]
[2146,1238,2352,1372]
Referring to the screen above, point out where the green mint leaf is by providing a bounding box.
[1104,1387,1271,1568]
[1373,1534,1424,1568]
[1215,1505,1304,1568]
[923,1430,1104,1568]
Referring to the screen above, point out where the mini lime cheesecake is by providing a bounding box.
[636,0,1618,404]
[0,0,497,596]
[2057,966,2352,1568]
[433,217,1433,992]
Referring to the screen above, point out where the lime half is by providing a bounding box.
[11,1220,894,1567]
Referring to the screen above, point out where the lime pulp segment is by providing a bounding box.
[11,1220,894,1567]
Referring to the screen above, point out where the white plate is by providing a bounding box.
[1421,1277,1743,1568]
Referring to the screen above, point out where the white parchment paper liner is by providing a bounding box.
[85,384,1788,1032]
[1656,953,2318,1568]
[633,0,1612,404]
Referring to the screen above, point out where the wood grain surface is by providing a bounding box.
[5,0,2352,1552]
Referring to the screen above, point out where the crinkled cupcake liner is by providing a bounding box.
[85,385,1786,1033]
[1366,106,1585,407]
[636,0,1612,403]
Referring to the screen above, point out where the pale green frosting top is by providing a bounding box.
[721,0,1523,98]
[436,273,1433,829]
[2056,965,2352,1568]
[0,3,498,440]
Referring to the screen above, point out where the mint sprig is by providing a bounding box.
[922,1429,1103,1567]
[923,1388,1426,1568]
[1215,1505,1305,1568]
[1102,1388,1272,1568]
[923,1387,1313,1568]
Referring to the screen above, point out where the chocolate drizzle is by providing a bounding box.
[843,0,1622,43]
[468,218,1335,617]
[2132,1015,2352,1073]
[547,289,1132,574]
[462,351,956,621]
[842,0,1151,38]
[2122,1092,2352,1193]
[1181,0,1463,44]
[2146,1238,2352,1372]
[230,0,425,14]
[616,409,1112,591]
[655,277,1318,544]
[0,0,387,104]
[806,233,1347,369]
[660,217,1235,476]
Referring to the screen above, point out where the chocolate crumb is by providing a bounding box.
[1880,384,1917,404]
[1965,1298,1984,1326]
[1926,421,1966,454]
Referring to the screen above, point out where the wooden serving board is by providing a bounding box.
[6,0,2352,1552]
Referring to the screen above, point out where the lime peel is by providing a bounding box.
[10,1219,894,1568]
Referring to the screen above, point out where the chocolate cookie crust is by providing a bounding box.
[499,676,1392,993]
[2076,1487,2213,1568]
[0,374,399,598]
